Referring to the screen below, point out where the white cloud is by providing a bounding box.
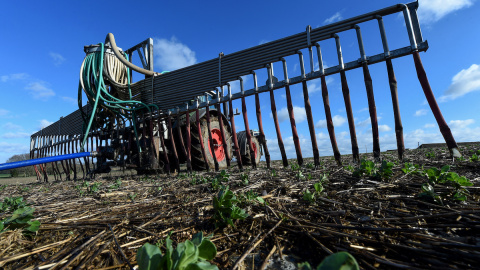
[1,73,28,82]
[1,132,30,139]
[378,125,392,132]
[448,119,475,129]
[39,119,53,129]
[273,106,307,123]
[358,107,368,113]
[315,115,346,128]
[424,123,436,128]
[307,81,322,94]
[324,12,343,24]
[440,64,480,101]
[62,96,77,105]
[25,82,55,100]
[357,117,371,127]
[417,0,474,24]
[154,37,196,71]
[0,142,29,155]
[2,122,22,131]
[414,109,428,116]
[0,108,9,117]
[49,52,66,66]
[259,39,270,45]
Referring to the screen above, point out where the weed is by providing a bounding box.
[88,182,101,194]
[303,179,326,203]
[419,165,473,203]
[344,165,355,172]
[137,232,218,270]
[0,197,40,234]
[212,186,248,228]
[216,170,230,182]
[290,162,301,172]
[401,162,421,175]
[298,252,359,270]
[0,184,7,191]
[305,163,315,169]
[353,159,394,180]
[18,186,30,193]
[470,154,479,162]
[296,170,306,181]
[128,192,138,201]
[240,173,249,186]
[425,152,436,159]
[240,190,265,205]
[270,169,278,177]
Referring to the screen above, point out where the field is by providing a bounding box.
[0,144,479,269]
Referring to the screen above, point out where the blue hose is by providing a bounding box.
[0,152,95,171]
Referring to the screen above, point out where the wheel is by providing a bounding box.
[237,131,261,166]
[191,117,233,170]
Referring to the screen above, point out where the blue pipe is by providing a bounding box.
[0,152,96,171]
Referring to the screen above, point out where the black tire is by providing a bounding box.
[191,117,233,170]
[237,131,261,166]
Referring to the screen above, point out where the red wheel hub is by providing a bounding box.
[208,128,226,162]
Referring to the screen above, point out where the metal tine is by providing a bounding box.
[47,137,56,181]
[205,93,219,171]
[239,77,256,169]
[157,118,170,174]
[70,136,77,180]
[54,136,61,180]
[91,134,95,172]
[377,16,405,160]
[81,135,90,176]
[76,136,85,179]
[58,136,64,180]
[227,84,243,170]
[298,48,320,167]
[282,58,303,166]
[315,43,342,165]
[167,111,180,172]
[31,137,40,181]
[354,25,381,161]
[334,34,360,163]
[215,89,231,168]
[95,133,99,174]
[148,117,158,170]
[252,71,271,169]
[196,98,210,171]
[184,103,192,172]
[267,64,288,167]
[42,137,48,182]
[175,107,188,167]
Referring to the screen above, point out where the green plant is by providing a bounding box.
[344,165,354,172]
[0,197,40,234]
[128,192,138,201]
[212,186,248,228]
[109,179,122,190]
[425,152,436,159]
[216,170,230,182]
[296,170,306,181]
[240,173,249,186]
[419,166,473,203]
[298,252,359,270]
[0,184,7,191]
[241,190,265,205]
[470,154,479,162]
[401,162,421,175]
[210,177,220,191]
[270,169,278,177]
[352,159,377,178]
[303,180,325,203]
[290,162,301,172]
[305,163,315,169]
[88,182,101,193]
[18,186,30,193]
[378,160,394,180]
[137,232,218,270]
[302,189,315,202]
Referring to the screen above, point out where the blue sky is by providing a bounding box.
[1,0,480,163]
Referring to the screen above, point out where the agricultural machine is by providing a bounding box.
[0,1,461,181]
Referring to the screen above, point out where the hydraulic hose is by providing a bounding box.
[0,152,95,171]
[105,33,157,76]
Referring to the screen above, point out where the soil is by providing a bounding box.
[0,144,479,269]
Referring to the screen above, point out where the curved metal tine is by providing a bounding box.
[377,16,404,160]
[267,64,288,167]
[227,84,243,170]
[53,136,60,180]
[205,93,219,171]
[215,89,231,168]
[157,117,170,174]
[70,136,77,181]
[355,25,380,161]
[47,137,56,181]
[184,103,192,172]
[148,117,157,170]
[196,98,210,171]
[315,43,342,165]
[334,34,359,163]
[175,107,188,167]
[282,59,303,166]
[252,71,271,168]
[75,136,85,179]
[42,137,48,182]
[82,135,90,175]
[239,77,256,169]
[167,111,180,172]
[298,50,320,167]
[31,137,40,181]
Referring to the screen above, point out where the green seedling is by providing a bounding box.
[0,197,40,234]
[298,252,359,270]
[425,152,436,159]
[137,232,218,270]
[240,173,249,186]
[470,154,479,162]
[419,166,473,203]
[241,190,265,205]
[305,163,315,169]
[270,169,278,177]
[212,186,248,228]
[401,162,421,175]
[290,162,301,172]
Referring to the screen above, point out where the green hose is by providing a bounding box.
[78,42,160,155]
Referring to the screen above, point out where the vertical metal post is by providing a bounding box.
[298,51,320,167]
[196,98,210,171]
[175,107,188,163]
[185,103,192,172]
[205,93,219,171]
[377,16,405,160]
[216,90,231,168]
[252,71,271,168]
[267,64,288,167]
[355,26,380,160]
[228,84,243,170]
[157,118,170,173]
[413,51,461,157]
[239,77,257,168]
[316,43,342,165]
[334,34,359,162]
[282,59,303,166]
[167,111,180,172]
